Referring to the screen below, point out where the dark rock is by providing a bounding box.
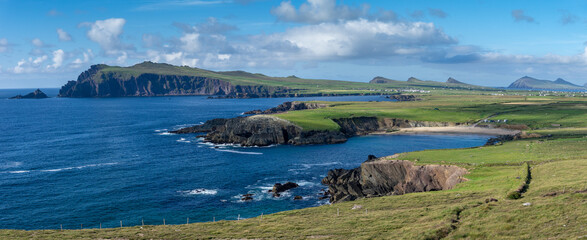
[9,89,49,99]
[322,156,468,203]
[241,196,253,201]
[386,94,419,101]
[243,101,327,115]
[485,198,498,203]
[272,182,299,197]
[294,196,303,200]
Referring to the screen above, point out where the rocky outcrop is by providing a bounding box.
[171,115,346,146]
[172,103,465,146]
[334,117,462,136]
[58,64,290,98]
[244,101,328,115]
[9,89,49,99]
[322,156,469,203]
[270,182,299,197]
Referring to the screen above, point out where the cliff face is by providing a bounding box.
[333,117,461,136]
[171,115,346,146]
[58,65,288,97]
[322,157,468,203]
[173,115,462,147]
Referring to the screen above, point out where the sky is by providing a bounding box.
[1,0,587,88]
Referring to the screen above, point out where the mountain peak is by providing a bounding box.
[553,78,577,86]
[446,77,464,84]
[407,77,420,82]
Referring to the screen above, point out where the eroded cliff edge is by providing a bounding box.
[171,102,463,146]
[321,156,469,203]
[58,64,289,98]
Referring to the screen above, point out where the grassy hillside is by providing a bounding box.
[2,132,585,239]
[275,95,587,131]
[508,76,586,90]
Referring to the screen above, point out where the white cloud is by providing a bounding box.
[71,49,94,67]
[0,38,8,52]
[261,19,455,60]
[57,28,72,41]
[32,55,48,65]
[271,0,369,23]
[82,18,127,54]
[32,38,44,47]
[47,49,65,69]
[180,33,200,52]
[116,51,128,64]
[13,60,27,74]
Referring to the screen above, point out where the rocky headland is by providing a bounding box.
[171,108,463,146]
[321,155,469,203]
[9,89,49,99]
[244,101,327,115]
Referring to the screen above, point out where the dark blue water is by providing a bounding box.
[0,89,490,230]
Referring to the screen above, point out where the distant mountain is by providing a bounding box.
[369,76,493,90]
[508,76,586,90]
[446,77,464,84]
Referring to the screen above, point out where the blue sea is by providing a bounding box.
[0,89,491,230]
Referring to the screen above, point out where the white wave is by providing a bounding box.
[39,162,118,173]
[0,161,23,169]
[181,188,218,195]
[154,129,167,133]
[300,162,342,169]
[296,180,320,187]
[157,132,176,136]
[214,149,263,155]
[7,170,29,174]
[176,138,191,143]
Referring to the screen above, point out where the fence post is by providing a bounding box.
[213,216,215,222]
[142,218,144,226]
[120,220,122,228]
[81,224,83,229]
[187,217,189,224]
[337,208,339,216]
[100,223,102,230]
[261,212,263,220]
[163,218,166,225]
[237,214,240,221]
[60,224,62,231]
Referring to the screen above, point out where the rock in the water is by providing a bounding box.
[241,193,254,201]
[272,182,299,197]
[294,196,303,200]
[322,156,468,203]
[9,89,49,99]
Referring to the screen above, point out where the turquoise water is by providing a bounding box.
[0,89,490,230]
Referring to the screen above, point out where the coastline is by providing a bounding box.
[372,126,521,136]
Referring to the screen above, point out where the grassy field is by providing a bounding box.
[276,95,587,131]
[2,131,585,239]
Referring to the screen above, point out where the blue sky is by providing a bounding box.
[1,0,587,88]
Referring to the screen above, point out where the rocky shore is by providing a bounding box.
[321,155,469,203]
[171,112,462,146]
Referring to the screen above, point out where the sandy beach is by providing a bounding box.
[372,126,521,136]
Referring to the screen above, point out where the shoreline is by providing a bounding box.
[371,126,521,136]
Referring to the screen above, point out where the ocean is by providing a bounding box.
[0,89,491,230]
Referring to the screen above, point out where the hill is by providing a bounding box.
[58,62,389,98]
[508,76,586,90]
[369,76,493,90]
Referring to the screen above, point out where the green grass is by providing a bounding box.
[276,95,587,131]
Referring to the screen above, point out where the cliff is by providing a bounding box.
[244,101,328,115]
[9,89,49,99]
[321,156,468,203]
[172,108,463,146]
[59,64,289,97]
[171,115,346,146]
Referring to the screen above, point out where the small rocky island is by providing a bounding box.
[9,89,49,99]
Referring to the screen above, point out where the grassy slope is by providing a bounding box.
[276,95,587,131]
[2,134,585,239]
[90,62,504,96]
